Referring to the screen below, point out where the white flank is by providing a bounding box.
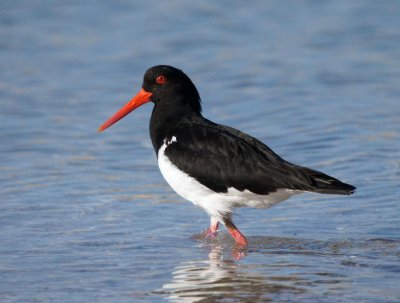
[158,137,302,220]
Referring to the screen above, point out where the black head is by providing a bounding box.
[98,65,201,132]
[142,65,202,114]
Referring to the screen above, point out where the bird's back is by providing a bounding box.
[163,117,355,196]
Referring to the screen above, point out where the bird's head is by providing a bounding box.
[98,65,201,132]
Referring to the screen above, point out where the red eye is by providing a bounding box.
[156,75,167,84]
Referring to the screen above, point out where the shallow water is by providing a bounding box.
[1,1,400,302]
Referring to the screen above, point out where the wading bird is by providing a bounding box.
[99,65,356,246]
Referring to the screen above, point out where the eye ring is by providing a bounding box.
[156,75,167,84]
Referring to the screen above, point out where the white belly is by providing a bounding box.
[157,137,301,220]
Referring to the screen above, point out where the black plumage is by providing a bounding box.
[147,66,355,196]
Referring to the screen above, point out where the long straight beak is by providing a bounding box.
[98,88,152,132]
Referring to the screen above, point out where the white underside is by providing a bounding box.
[158,137,302,221]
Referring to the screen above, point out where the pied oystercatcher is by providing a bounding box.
[99,65,356,246]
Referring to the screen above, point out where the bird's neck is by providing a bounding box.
[149,97,203,154]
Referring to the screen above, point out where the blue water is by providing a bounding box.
[1,1,400,302]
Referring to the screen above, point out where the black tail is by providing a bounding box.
[309,172,356,195]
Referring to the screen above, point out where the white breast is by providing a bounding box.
[157,137,302,220]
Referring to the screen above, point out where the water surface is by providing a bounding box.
[1,1,399,302]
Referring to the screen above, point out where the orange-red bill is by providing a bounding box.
[98,88,152,132]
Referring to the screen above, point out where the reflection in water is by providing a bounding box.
[156,236,365,303]
[160,244,302,302]
[156,237,400,302]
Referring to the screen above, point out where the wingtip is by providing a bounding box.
[312,175,357,195]
[348,185,357,195]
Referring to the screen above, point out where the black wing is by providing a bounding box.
[164,121,355,195]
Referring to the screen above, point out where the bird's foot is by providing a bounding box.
[200,217,220,239]
[229,229,248,259]
[201,228,218,239]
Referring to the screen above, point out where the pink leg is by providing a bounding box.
[209,217,219,234]
[202,217,220,238]
[224,219,248,247]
